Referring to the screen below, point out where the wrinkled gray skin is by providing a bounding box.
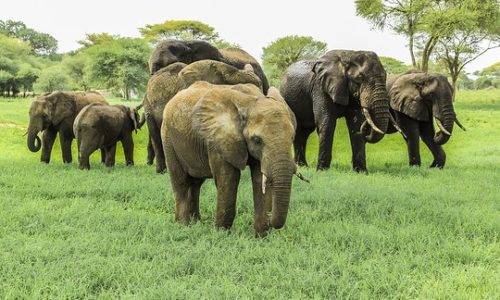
[27,91,108,163]
[148,39,269,93]
[143,59,262,173]
[73,103,145,170]
[280,50,390,172]
[162,82,297,237]
[387,71,460,168]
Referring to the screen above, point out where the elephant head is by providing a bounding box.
[389,72,461,145]
[312,50,390,143]
[193,86,297,229]
[179,60,263,91]
[27,92,76,152]
[149,40,223,75]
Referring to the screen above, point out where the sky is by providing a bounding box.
[1,0,498,72]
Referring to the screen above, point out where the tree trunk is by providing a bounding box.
[409,33,417,68]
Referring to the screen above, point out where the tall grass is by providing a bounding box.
[0,91,499,299]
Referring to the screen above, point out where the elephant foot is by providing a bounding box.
[353,166,368,174]
[156,166,167,174]
[429,161,445,169]
[295,159,309,167]
[40,159,50,164]
[316,164,330,171]
[146,159,154,166]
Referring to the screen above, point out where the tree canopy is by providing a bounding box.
[139,20,238,48]
[262,35,327,87]
[0,19,58,57]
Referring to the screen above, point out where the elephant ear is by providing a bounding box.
[312,57,349,106]
[267,87,297,130]
[390,75,430,121]
[52,92,76,125]
[192,90,248,170]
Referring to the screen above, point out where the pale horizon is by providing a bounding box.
[1,0,498,72]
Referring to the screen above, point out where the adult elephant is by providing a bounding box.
[27,91,108,163]
[162,82,307,236]
[143,59,262,173]
[148,39,269,93]
[280,50,393,172]
[386,71,466,168]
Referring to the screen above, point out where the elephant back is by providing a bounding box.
[220,48,269,93]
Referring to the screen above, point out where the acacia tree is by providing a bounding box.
[77,33,118,48]
[0,19,58,57]
[262,35,327,87]
[355,0,499,72]
[139,20,237,48]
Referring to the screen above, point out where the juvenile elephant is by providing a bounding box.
[73,103,145,170]
[144,59,262,173]
[280,50,393,172]
[162,81,307,236]
[27,91,108,163]
[148,39,269,93]
[387,71,466,168]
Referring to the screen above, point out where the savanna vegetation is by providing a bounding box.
[0,88,499,298]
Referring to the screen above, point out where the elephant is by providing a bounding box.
[27,91,108,163]
[73,103,145,170]
[148,39,269,93]
[161,81,308,236]
[280,50,393,172]
[386,71,466,168]
[143,59,262,173]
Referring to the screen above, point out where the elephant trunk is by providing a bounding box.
[269,158,294,229]
[433,104,455,145]
[27,121,42,152]
[361,80,390,143]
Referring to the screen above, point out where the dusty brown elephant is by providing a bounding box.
[143,59,262,173]
[161,81,308,236]
[27,91,108,163]
[73,103,145,170]
[148,39,269,93]
[387,71,466,168]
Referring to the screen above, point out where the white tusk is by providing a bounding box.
[262,174,267,194]
[294,171,310,183]
[455,118,466,131]
[362,108,384,134]
[388,113,407,139]
[435,118,451,136]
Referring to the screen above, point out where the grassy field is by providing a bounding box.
[0,90,499,299]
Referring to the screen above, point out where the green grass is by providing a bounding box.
[0,91,499,299]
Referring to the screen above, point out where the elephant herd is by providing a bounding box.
[26,39,465,236]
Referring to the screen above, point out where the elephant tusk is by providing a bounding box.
[362,108,384,135]
[455,117,466,131]
[23,131,28,137]
[388,113,407,139]
[294,171,310,183]
[435,117,451,136]
[262,174,267,194]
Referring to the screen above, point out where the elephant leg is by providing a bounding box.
[147,118,166,173]
[78,150,91,170]
[100,148,106,163]
[420,121,446,168]
[41,129,57,163]
[293,126,314,167]
[105,144,117,167]
[345,109,367,173]
[210,154,240,229]
[396,113,421,167]
[146,135,155,165]
[249,158,272,236]
[315,117,337,171]
[121,134,134,166]
[188,178,204,221]
[59,132,73,163]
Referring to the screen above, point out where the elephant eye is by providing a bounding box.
[251,136,263,145]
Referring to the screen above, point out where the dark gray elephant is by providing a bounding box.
[143,59,262,173]
[73,103,145,170]
[387,71,466,168]
[280,50,392,172]
[148,39,269,93]
[27,91,108,163]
